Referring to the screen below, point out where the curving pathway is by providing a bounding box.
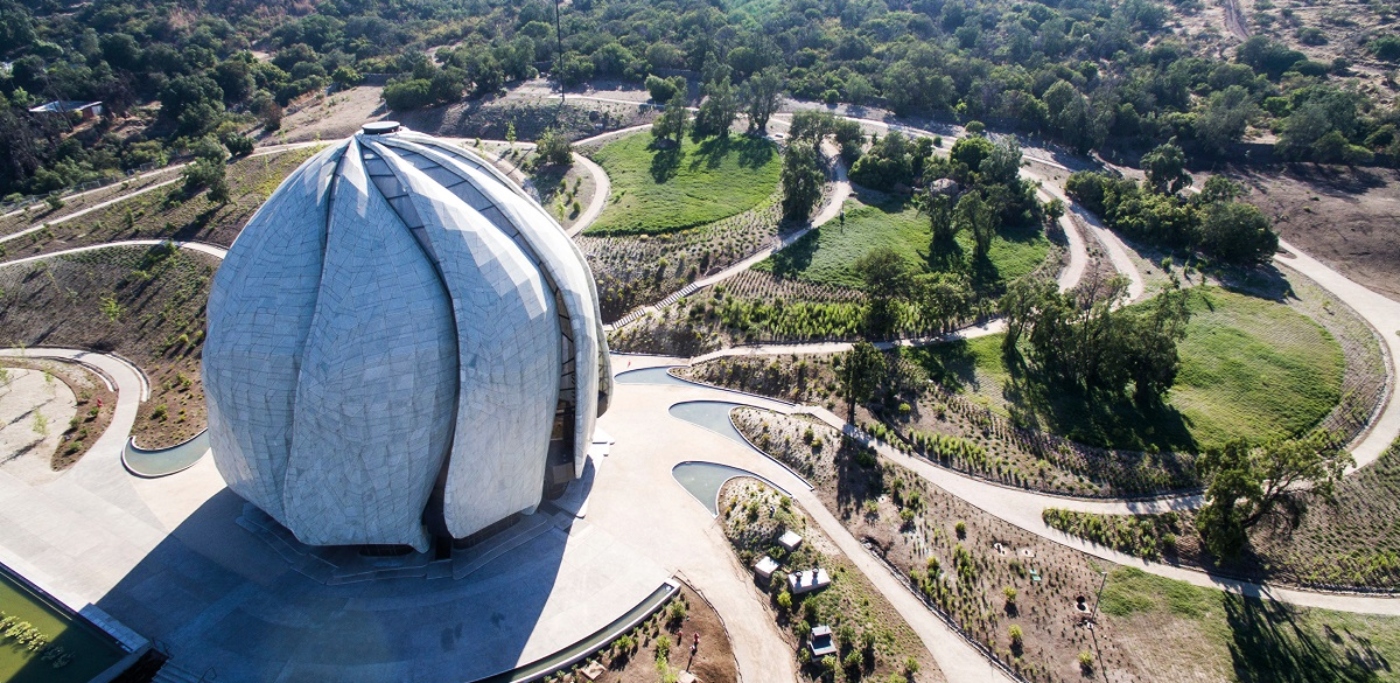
[1,113,1396,682]
[0,143,324,247]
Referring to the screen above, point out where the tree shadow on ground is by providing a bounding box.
[832,435,884,518]
[765,230,819,279]
[1001,355,1198,453]
[649,142,682,183]
[1226,595,1387,683]
[908,340,979,393]
[737,135,775,169]
[1214,261,1296,304]
[925,236,964,273]
[690,135,733,171]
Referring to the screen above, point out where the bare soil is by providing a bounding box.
[1231,164,1400,303]
[0,245,216,448]
[0,368,76,485]
[0,358,116,470]
[377,78,657,144]
[717,477,945,682]
[270,86,390,144]
[1236,0,1400,108]
[560,584,737,683]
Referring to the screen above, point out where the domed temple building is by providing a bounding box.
[203,122,612,553]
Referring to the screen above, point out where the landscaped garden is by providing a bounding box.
[584,133,781,236]
[0,244,216,447]
[529,584,737,683]
[756,192,1052,295]
[607,189,1061,355]
[717,478,943,683]
[1044,437,1400,592]
[729,407,1400,683]
[912,286,1347,453]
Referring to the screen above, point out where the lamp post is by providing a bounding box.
[554,0,564,106]
[1089,569,1109,624]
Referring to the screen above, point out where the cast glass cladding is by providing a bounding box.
[203,130,611,551]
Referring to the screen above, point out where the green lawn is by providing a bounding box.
[0,566,125,683]
[909,287,1345,452]
[585,132,780,235]
[755,192,1050,295]
[1101,567,1400,682]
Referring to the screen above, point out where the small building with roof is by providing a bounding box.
[28,100,104,119]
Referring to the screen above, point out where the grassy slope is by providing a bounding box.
[586,132,781,235]
[0,245,214,448]
[756,193,1050,294]
[909,287,1344,451]
[1102,567,1400,683]
[1171,287,1345,448]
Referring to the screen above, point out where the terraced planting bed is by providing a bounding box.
[1044,438,1400,592]
[717,478,944,682]
[0,244,216,447]
[579,190,787,322]
[609,191,1061,354]
[731,407,1400,683]
[1,148,318,258]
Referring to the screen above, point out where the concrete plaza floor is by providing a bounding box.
[0,352,677,683]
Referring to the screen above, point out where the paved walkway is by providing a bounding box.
[599,382,1013,683]
[0,239,228,269]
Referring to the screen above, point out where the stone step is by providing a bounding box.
[453,513,559,580]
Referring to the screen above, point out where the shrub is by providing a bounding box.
[536,128,574,167]
[1078,650,1095,673]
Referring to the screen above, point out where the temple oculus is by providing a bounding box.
[203,123,612,552]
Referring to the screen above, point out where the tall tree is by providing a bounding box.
[855,247,912,336]
[954,191,998,259]
[652,90,689,145]
[840,342,886,422]
[1195,432,1352,558]
[915,272,972,334]
[1142,140,1192,194]
[692,76,738,139]
[740,67,784,134]
[780,141,824,221]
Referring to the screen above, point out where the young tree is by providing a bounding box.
[740,67,784,133]
[840,342,886,422]
[856,247,912,335]
[535,128,573,167]
[692,77,738,139]
[780,141,824,221]
[915,272,972,334]
[1195,432,1351,558]
[1142,140,1192,194]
